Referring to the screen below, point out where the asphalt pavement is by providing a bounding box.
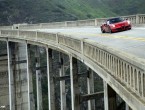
[37,27,145,59]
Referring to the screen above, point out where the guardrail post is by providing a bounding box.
[35,46,43,110]
[136,14,140,24]
[81,40,84,55]
[59,52,66,110]
[70,55,80,110]
[36,31,38,41]
[65,22,67,27]
[46,48,56,110]
[56,33,59,45]
[95,19,98,26]
[17,30,19,37]
[39,24,42,28]
[81,38,87,55]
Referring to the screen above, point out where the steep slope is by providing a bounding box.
[102,0,145,15]
[53,0,116,19]
[0,0,116,25]
[0,0,145,25]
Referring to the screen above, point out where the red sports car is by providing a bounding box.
[100,17,131,33]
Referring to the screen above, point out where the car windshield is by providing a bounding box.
[108,18,124,24]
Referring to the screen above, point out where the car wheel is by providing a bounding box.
[101,28,105,33]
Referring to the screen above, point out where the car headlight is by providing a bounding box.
[111,24,115,27]
[127,20,131,24]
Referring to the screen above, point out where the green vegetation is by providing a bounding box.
[101,0,145,15]
[0,0,145,25]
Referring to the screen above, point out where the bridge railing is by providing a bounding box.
[0,26,13,30]
[58,34,82,52]
[19,24,41,29]
[18,14,145,29]
[138,14,145,24]
[121,15,137,24]
[1,14,144,30]
[83,40,145,100]
[96,18,107,27]
[41,22,66,28]
[1,29,145,105]
[58,32,145,102]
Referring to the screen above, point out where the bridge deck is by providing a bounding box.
[37,27,145,59]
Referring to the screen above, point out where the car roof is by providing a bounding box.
[107,17,121,21]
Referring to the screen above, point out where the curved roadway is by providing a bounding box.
[37,27,145,59]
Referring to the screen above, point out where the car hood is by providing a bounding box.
[113,21,127,26]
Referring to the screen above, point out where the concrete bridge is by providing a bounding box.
[0,14,145,110]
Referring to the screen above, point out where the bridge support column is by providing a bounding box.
[35,46,43,110]
[46,48,56,110]
[87,68,95,110]
[126,103,132,110]
[104,81,117,110]
[26,44,35,110]
[108,85,117,110]
[126,104,129,110]
[104,81,108,110]
[70,56,80,110]
[7,41,35,110]
[7,41,15,110]
[0,53,9,109]
[59,52,66,110]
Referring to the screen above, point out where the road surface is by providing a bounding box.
[36,27,145,59]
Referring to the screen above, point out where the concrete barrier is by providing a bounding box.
[0,26,12,30]
[1,14,144,30]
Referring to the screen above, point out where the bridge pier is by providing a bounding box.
[26,44,35,110]
[126,104,129,110]
[0,41,9,109]
[104,81,109,110]
[46,48,56,110]
[104,81,117,110]
[108,85,117,110]
[126,104,132,110]
[59,52,66,110]
[70,56,80,110]
[35,46,43,110]
[7,41,15,110]
[87,68,95,110]
[7,41,35,110]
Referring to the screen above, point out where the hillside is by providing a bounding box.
[102,0,145,15]
[0,0,145,25]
